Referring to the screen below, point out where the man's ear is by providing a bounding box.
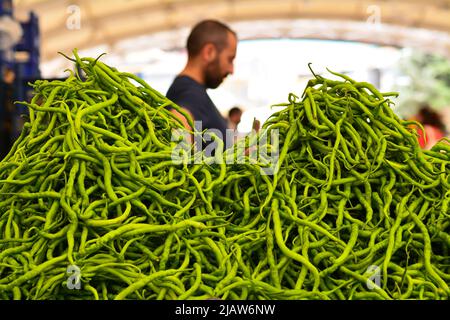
[202,43,217,63]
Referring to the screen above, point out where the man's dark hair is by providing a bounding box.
[228,106,242,118]
[187,20,236,58]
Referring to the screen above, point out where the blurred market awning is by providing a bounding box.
[13,0,450,63]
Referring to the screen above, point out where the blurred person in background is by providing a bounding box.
[412,104,447,149]
[227,106,242,131]
[166,19,237,148]
[0,67,15,160]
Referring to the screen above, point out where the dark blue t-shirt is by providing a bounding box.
[166,75,228,147]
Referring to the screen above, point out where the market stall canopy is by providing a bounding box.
[13,0,450,62]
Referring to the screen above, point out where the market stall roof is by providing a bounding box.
[13,0,450,62]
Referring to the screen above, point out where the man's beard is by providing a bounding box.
[204,58,226,89]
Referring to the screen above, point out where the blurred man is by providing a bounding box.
[227,106,242,131]
[166,20,237,148]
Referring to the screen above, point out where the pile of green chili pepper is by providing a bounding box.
[0,50,228,300]
[0,51,449,300]
[215,66,450,299]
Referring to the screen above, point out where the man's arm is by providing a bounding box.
[170,107,194,144]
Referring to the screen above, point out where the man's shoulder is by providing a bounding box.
[167,76,204,97]
[169,75,203,90]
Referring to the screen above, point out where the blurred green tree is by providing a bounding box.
[395,51,450,118]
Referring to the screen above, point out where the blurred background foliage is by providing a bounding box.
[396,51,450,118]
